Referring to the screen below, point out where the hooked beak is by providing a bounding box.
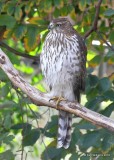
[48,22,54,30]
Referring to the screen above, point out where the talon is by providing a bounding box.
[49,96,66,109]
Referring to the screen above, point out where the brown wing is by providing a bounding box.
[73,33,87,102]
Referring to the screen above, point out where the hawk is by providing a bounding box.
[40,18,87,149]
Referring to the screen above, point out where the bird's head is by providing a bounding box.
[48,18,73,33]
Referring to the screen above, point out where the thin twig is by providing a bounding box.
[0,41,40,61]
[96,31,114,51]
[84,0,102,39]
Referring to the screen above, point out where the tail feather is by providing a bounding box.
[57,111,72,149]
[63,113,72,149]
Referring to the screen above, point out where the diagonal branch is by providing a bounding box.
[0,48,114,132]
[96,31,114,51]
[84,0,102,39]
[0,41,40,61]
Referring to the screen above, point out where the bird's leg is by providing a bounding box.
[49,96,66,109]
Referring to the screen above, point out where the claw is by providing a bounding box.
[49,96,66,109]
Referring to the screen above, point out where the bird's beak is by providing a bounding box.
[48,22,54,30]
[48,25,51,30]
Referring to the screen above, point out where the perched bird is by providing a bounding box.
[40,17,87,149]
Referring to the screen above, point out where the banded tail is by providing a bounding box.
[57,111,72,149]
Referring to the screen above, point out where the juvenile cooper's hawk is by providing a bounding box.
[40,18,87,149]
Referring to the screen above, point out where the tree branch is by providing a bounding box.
[0,48,114,132]
[96,31,114,51]
[0,41,40,61]
[84,0,102,39]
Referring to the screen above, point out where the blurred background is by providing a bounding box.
[0,0,114,159]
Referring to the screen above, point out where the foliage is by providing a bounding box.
[0,0,114,159]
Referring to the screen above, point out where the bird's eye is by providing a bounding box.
[56,24,61,27]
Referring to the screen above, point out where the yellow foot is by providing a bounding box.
[49,96,66,109]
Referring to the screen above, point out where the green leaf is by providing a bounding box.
[101,103,114,117]
[69,153,79,160]
[3,113,12,129]
[102,133,114,151]
[71,129,82,146]
[104,90,114,101]
[11,123,32,130]
[14,6,22,20]
[0,133,9,143]
[54,0,61,6]
[89,55,101,67]
[44,116,58,138]
[0,2,4,13]
[98,77,111,93]
[25,4,31,14]
[86,96,104,109]
[109,30,114,43]
[0,15,16,28]
[74,120,96,130]
[7,3,15,16]
[41,145,62,160]
[77,131,102,150]
[22,129,40,146]
[104,8,114,17]
[80,155,90,160]
[1,83,10,97]
[79,0,86,11]
[3,135,14,144]
[24,25,40,51]
[6,49,20,65]
[88,74,99,88]
[0,150,14,160]
[104,51,114,61]
[13,24,27,40]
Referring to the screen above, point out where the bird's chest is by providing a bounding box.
[41,32,80,85]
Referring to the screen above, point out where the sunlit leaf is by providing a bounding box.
[3,29,14,38]
[89,55,101,67]
[87,50,96,61]
[24,25,40,52]
[28,17,42,24]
